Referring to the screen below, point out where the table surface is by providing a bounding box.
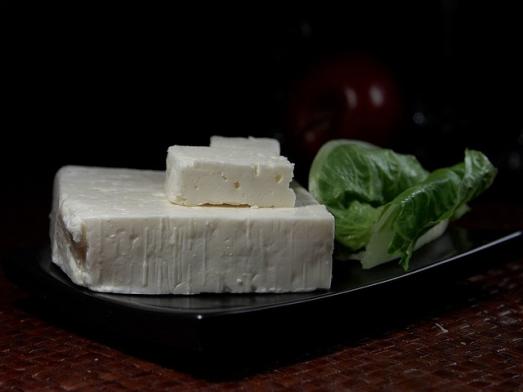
[1,203,523,392]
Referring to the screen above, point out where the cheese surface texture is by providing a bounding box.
[210,136,280,155]
[51,166,334,294]
[165,146,295,207]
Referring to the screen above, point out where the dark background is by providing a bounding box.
[2,2,523,251]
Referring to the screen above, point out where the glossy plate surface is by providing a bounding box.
[3,227,522,353]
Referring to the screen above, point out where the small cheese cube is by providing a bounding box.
[210,136,280,155]
[165,145,295,207]
[51,166,334,294]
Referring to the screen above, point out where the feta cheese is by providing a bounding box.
[51,166,334,294]
[165,146,295,207]
[210,136,280,155]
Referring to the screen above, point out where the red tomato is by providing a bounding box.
[287,54,403,159]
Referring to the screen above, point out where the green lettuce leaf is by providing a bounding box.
[363,149,497,269]
[309,140,429,251]
[329,202,382,252]
[309,140,497,270]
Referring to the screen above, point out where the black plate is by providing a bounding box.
[3,227,522,354]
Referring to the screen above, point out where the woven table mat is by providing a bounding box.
[1,252,523,392]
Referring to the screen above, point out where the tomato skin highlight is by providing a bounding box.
[287,54,404,159]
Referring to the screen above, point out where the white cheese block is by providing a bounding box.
[210,136,280,155]
[165,145,296,207]
[50,166,334,294]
